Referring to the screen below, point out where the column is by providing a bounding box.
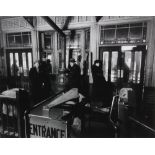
[80,30,85,75]
[145,18,155,87]
[31,30,39,63]
[89,22,99,83]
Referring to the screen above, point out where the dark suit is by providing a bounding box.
[68,64,81,89]
[29,67,42,104]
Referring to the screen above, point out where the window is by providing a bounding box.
[85,30,90,50]
[6,32,32,47]
[44,33,53,50]
[102,52,109,81]
[8,51,32,77]
[100,22,147,45]
[66,34,80,49]
[57,34,63,50]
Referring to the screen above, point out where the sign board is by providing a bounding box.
[29,115,67,138]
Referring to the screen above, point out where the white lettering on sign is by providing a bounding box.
[30,123,66,138]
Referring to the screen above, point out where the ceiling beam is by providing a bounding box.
[62,16,73,30]
[42,16,65,37]
[96,16,103,22]
[23,16,35,28]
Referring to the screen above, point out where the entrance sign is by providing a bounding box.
[29,115,67,138]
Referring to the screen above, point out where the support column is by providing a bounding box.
[89,22,98,83]
[53,32,59,74]
[80,30,85,75]
[31,30,39,63]
[145,18,155,87]
[152,18,155,86]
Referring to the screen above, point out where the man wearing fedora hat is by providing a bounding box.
[67,58,81,90]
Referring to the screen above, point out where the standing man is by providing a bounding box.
[91,60,106,107]
[39,58,51,99]
[67,58,81,90]
[12,60,19,77]
[29,60,42,105]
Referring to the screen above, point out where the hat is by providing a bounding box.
[70,58,76,62]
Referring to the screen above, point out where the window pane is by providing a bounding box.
[15,53,19,67]
[143,27,147,42]
[124,51,132,82]
[111,52,118,82]
[10,53,14,76]
[15,35,22,45]
[104,29,115,43]
[102,52,109,81]
[85,30,90,49]
[28,52,32,70]
[100,30,104,44]
[22,34,30,46]
[8,35,14,46]
[47,53,52,60]
[116,28,128,43]
[130,27,142,40]
[59,53,62,68]
[133,52,142,83]
[44,34,52,49]
[15,53,20,76]
[22,53,28,76]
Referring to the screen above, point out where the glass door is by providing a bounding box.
[99,45,146,111]
[6,49,32,89]
[99,45,146,87]
[99,46,121,85]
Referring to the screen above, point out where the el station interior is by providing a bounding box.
[0,16,155,138]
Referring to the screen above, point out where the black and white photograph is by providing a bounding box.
[0,1,155,154]
[0,15,155,138]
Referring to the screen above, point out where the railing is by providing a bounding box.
[129,116,155,137]
[0,89,29,138]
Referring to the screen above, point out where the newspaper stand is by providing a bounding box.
[27,88,81,138]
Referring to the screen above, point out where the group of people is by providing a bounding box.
[29,58,52,105]
[66,58,114,108]
[29,57,114,108]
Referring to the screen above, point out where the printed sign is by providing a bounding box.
[29,115,67,138]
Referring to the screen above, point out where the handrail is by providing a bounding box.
[25,89,65,114]
[109,95,119,130]
[129,116,155,136]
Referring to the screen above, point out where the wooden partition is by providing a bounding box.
[0,89,29,138]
